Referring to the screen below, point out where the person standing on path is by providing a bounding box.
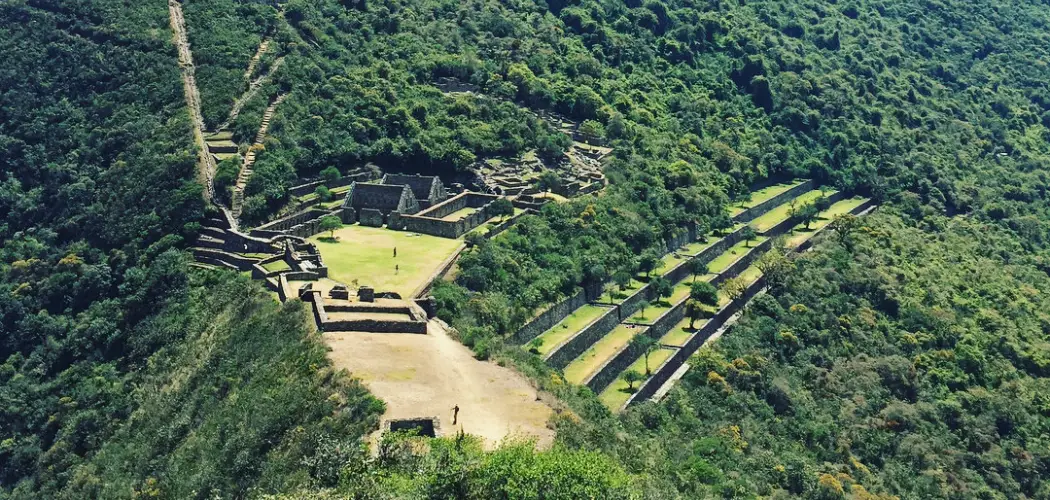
[452,405,460,425]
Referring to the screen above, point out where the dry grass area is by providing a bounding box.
[325,320,555,449]
[310,225,463,297]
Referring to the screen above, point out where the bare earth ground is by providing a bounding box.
[325,320,555,449]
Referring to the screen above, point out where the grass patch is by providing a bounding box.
[563,324,643,385]
[440,206,476,221]
[707,237,768,274]
[261,260,290,273]
[627,301,674,324]
[751,189,832,233]
[598,347,677,410]
[597,280,642,305]
[652,252,688,277]
[310,225,463,297]
[529,305,613,356]
[728,180,806,216]
[660,317,702,347]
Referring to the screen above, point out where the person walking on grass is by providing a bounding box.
[453,405,460,425]
[395,264,399,275]
[393,247,397,258]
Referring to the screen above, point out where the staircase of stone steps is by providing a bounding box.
[231,94,286,218]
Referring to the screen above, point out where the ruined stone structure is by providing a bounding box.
[340,182,419,225]
[400,192,501,238]
[380,173,447,209]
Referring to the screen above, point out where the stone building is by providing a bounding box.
[380,173,447,209]
[341,182,419,226]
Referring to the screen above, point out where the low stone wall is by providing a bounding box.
[283,270,320,281]
[255,208,331,232]
[324,303,413,315]
[733,179,816,223]
[508,288,589,345]
[322,318,428,334]
[412,242,468,298]
[545,307,623,370]
[625,275,768,407]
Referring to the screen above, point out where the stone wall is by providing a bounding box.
[484,209,532,239]
[255,208,331,232]
[191,248,260,270]
[411,241,467,298]
[545,308,624,370]
[625,275,768,408]
[322,318,428,334]
[508,288,589,345]
[360,208,384,227]
[733,179,816,223]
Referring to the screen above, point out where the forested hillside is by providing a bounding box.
[3,0,1050,498]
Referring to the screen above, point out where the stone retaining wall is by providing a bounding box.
[733,179,816,223]
[508,288,589,345]
[545,308,623,370]
[625,275,768,407]
[759,190,845,237]
[322,318,428,334]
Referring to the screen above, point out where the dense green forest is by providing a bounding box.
[4,0,1050,498]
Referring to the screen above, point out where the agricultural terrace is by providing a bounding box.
[750,189,831,233]
[598,347,676,409]
[310,225,463,297]
[784,196,869,249]
[706,237,769,275]
[660,316,702,347]
[562,324,642,384]
[728,180,807,216]
[528,304,612,356]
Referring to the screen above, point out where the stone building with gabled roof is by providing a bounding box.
[380,173,447,209]
[341,182,419,226]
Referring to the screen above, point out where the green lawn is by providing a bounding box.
[261,260,291,273]
[627,301,674,324]
[563,324,644,385]
[728,180,806,216]
[310,225,463,297]
[784,197,869,249]
[652,252,689,276]
[598,347,676,410]
[751,189,832,233]
[678,236,723,257]
[440,206,476,221]
[597,280,642,305]
[707,237,768,274]
[737,264,763,286]
[660,317,703,347]
[529,304,613,356]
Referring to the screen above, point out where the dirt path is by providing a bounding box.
[168,0,215,200]
[325,320,555,449]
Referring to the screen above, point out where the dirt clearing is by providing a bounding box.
[325,320,555,449]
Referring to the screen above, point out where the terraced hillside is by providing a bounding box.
[510,182,874,412]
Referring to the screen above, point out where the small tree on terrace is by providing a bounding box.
[798,203,820,230]
[741,226,758,247]
[632,334,659,375]
[688,281,719,328]
[319,215,342,239]
[651,276,673,304]
[720,276,747,303]
[638,249,660,279]
[637,300,651,321]
[489,197,515,222]
[613,270,632,291]
[689,259,709,283]
[623,370,644,392]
